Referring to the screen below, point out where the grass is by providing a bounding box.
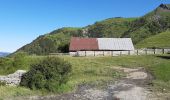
[0,86,38,99]
[136,30,170,48]
[0,54,170,98]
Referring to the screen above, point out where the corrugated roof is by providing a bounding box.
[69,37,99,51]
[69,37,134,51]
[97,38,134,50]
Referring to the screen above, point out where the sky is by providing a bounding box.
[0,0,170,52]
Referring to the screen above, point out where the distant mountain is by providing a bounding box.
[16,4,170,55]
[0,52,10,57]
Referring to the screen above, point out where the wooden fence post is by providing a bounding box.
[128,51,130,55]
[163,49,164,54]
[154,49,155,54]
[145,49,147,55]
[85,51,86,56]
[94,51,95,56]
[103,51,104,56]
[137,50,139,55]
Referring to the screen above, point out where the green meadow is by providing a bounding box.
[0,54,170,99]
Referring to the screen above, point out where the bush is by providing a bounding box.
[0,81,6,86]
[20,57,72,92]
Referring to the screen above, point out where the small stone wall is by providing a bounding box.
[69,49,170,56]
[0,70,26,86]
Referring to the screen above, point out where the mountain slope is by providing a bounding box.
[17,27,83,55]
[17,18,136,55]
[86,17,137,38]
[136,30,170,48]
[122,4,170,43]
[17,4,170,55]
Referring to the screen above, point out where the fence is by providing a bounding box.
[70,48,170,56]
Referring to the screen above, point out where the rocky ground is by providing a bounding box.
[17,66,162,100]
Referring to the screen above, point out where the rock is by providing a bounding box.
[0,70,26,86]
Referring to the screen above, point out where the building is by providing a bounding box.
[69,37,135,56]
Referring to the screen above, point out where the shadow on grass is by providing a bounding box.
[156,55,170,59]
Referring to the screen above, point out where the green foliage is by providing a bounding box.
[0,81,6,86]
[0,52,40,75]
[17,27,84,55]
[0,52,29,75]
[122,5,170,44]
[12,52,28,69]
[0,57,13,75]
[20,57,72,92]
[1,54,170,97]
[87,18,136,38]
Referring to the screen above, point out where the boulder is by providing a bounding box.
[0,70,26,86]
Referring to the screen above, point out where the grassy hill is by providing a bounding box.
[86,17,137,38]
[17,27,83,55]
[17,4,170,55]
[122,4,170,43]
[17,18,136,55]
[136,30,170,48]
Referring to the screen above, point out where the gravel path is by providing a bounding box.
[19,67,156,100]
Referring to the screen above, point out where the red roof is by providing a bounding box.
[69,37,99,51]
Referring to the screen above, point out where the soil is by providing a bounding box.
[17,67,161,100]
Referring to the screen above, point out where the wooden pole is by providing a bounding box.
[128,51,130,55]
[145,49,147,55]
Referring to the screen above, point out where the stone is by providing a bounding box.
[0,70,26,86]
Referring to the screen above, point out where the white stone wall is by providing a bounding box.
[164,49,170,54]
[69,49,170,56]
[70,51,132,56]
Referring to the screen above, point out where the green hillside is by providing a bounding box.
[122,4,170,43]
[136,30,170,48]
[17,27,83,55]
[17,18,136,55]
[17,4,170,55]
[87,17,137,38]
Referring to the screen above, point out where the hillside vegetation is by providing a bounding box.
[122,4,170,43]
[136,30,170,48]
[17,4,170,55]
[1,55,170,98]
[86,18,137,38]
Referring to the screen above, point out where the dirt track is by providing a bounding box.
[19,66,160,100]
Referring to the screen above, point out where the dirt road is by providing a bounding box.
[21,66,159,100]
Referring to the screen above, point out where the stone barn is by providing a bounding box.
[69,37,134,56]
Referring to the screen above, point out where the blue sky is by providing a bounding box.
[0,0,170,52]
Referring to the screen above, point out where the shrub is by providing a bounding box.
[20,57,72,92]
[0,81,6,86]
